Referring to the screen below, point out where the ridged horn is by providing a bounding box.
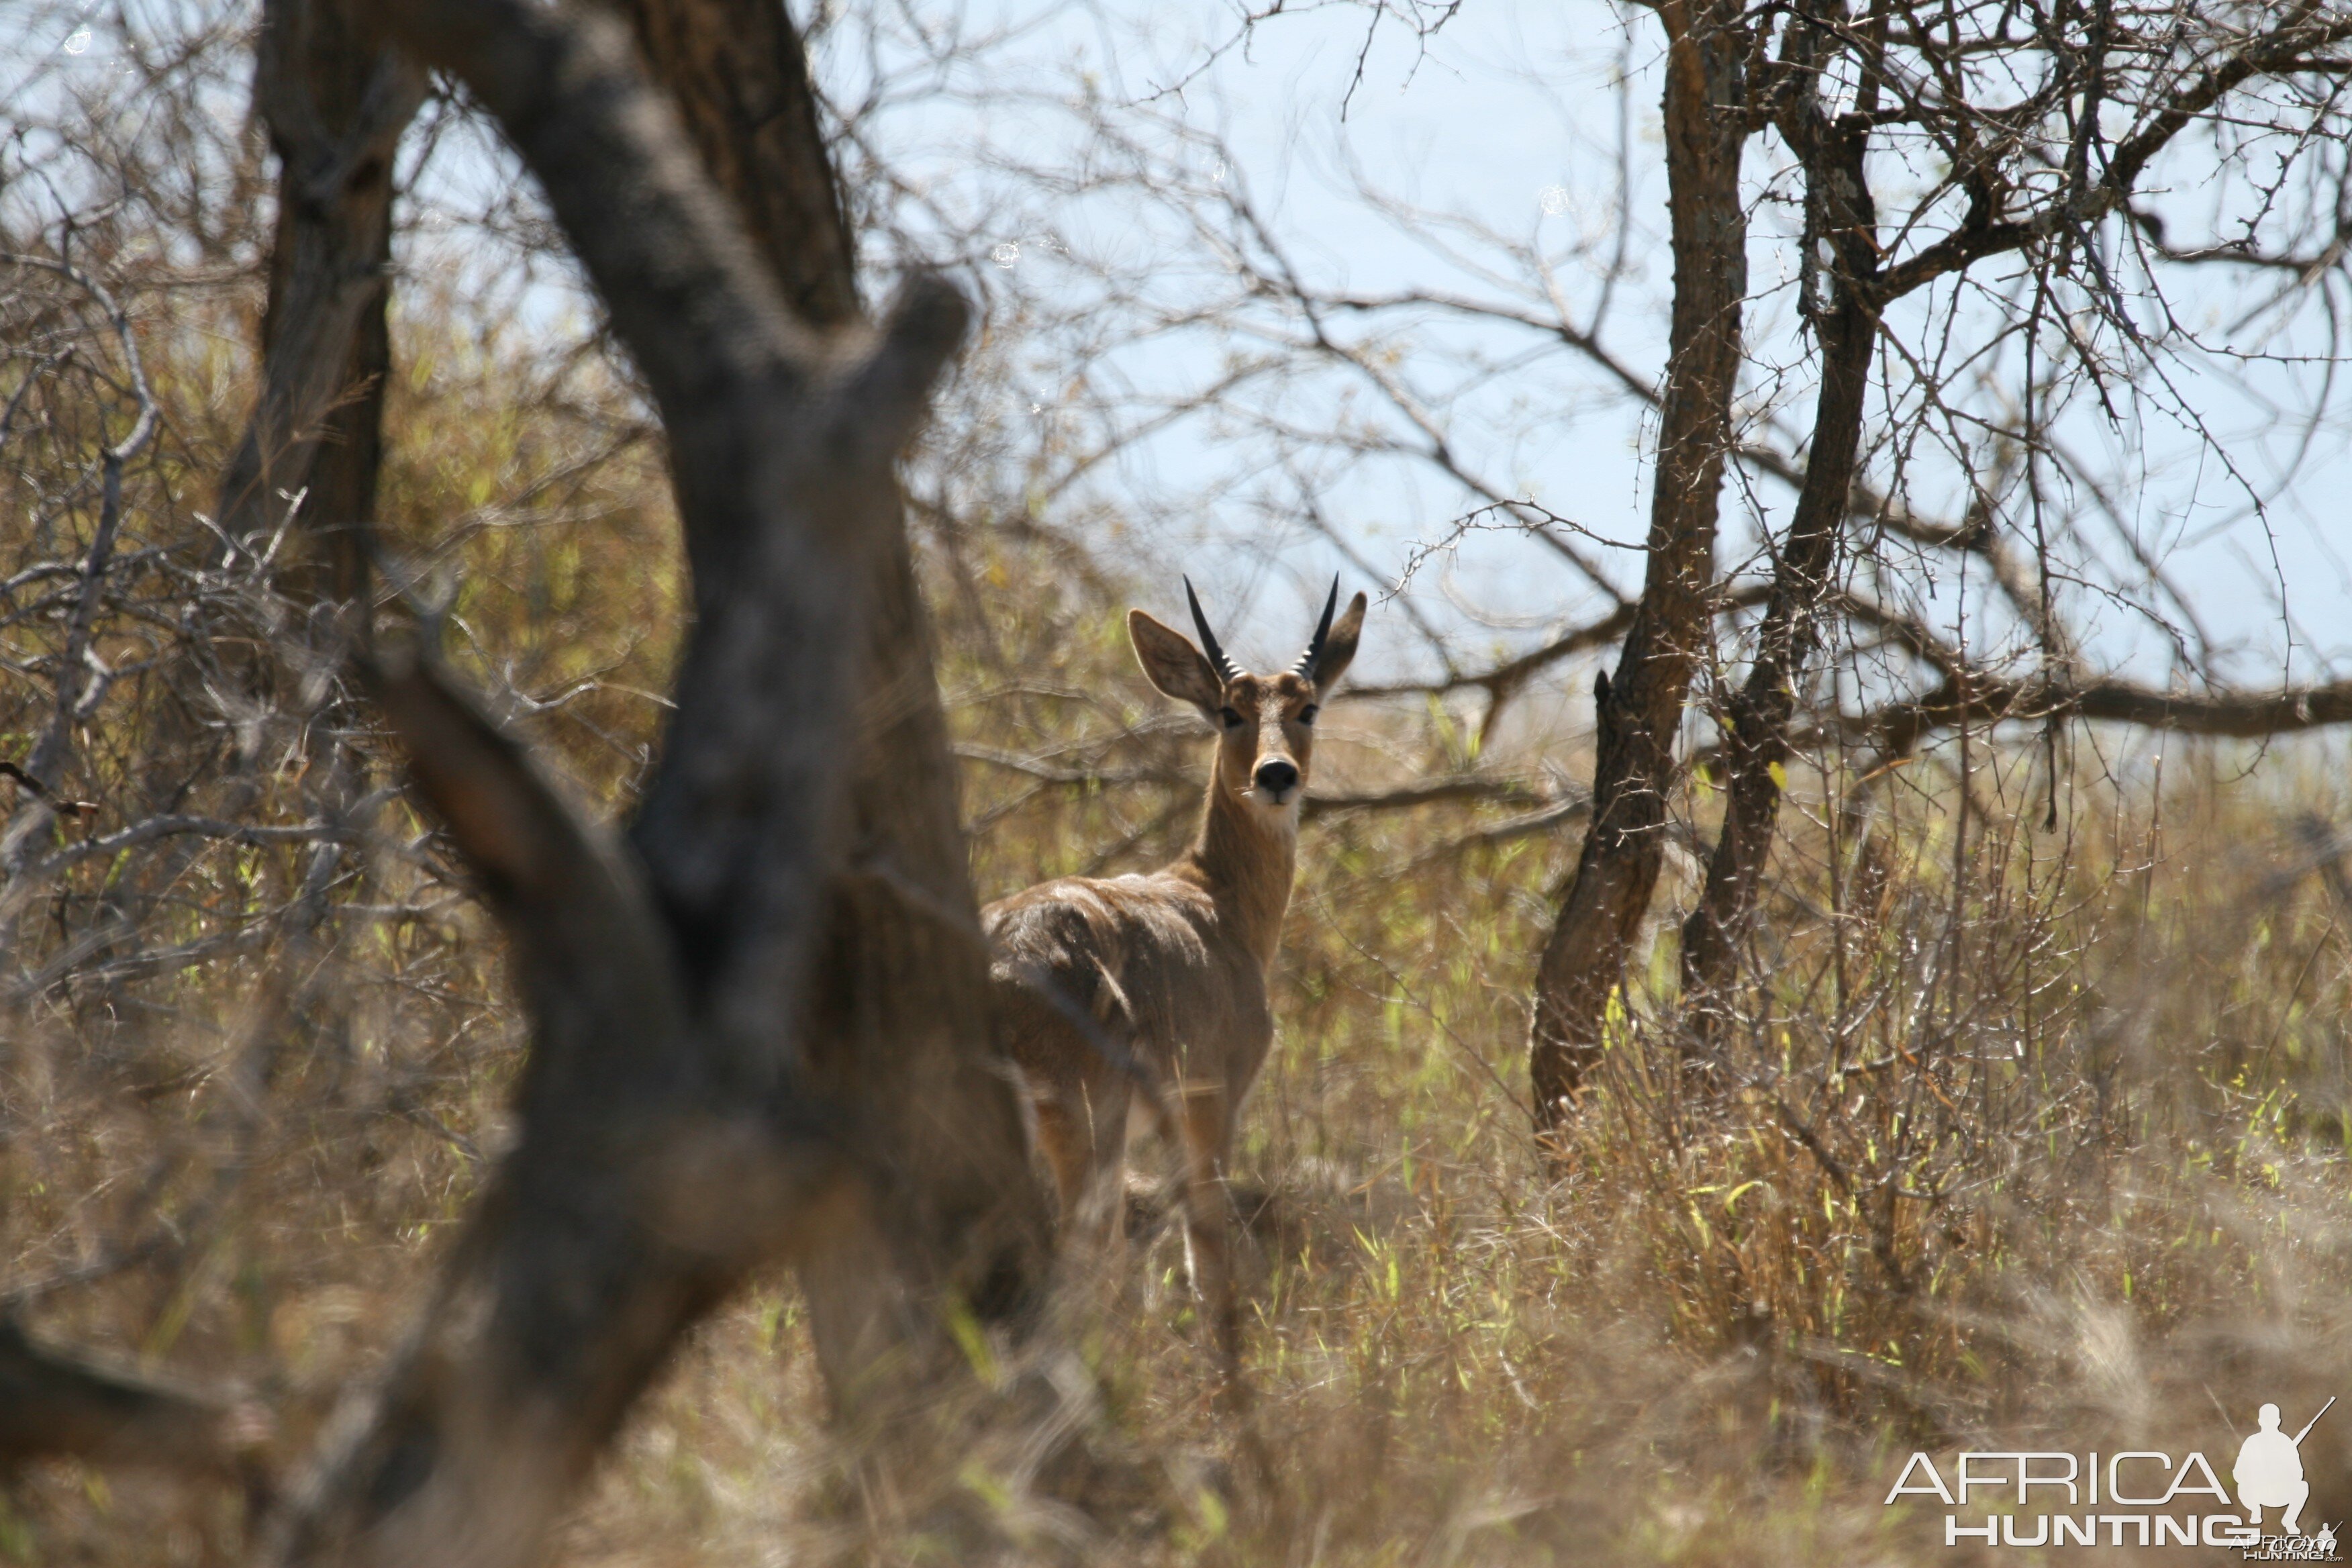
[1184,577,1242,683]
[1292,577,1340,681]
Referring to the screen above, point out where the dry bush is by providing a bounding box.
[1,58,678,1552]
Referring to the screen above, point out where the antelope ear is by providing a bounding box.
[1129,609,1224,714]
[1309,592,1367,693]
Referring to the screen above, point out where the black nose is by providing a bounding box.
[1254,759,1300,794]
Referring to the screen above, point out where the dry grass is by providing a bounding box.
[532,725,2352,1567]
[9,273,2352,1568]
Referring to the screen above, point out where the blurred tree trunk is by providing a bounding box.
[1679,11,1883,1036]
[255,2,1047,1559]
[1528,0,1753,1130]
[618,0,1057,1426]
[220,0,424,623]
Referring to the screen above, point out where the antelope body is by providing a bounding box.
[984,581,1366,1367]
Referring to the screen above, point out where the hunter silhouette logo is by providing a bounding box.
[1884,1396,2341,1555]
[2238,1398,2331,1536]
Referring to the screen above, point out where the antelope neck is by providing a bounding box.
[1179,763,1299,970]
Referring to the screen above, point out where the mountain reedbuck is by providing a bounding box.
[985,579,1365,1376]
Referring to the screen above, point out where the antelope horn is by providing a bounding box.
[1185,577,1242,683]
[1292,577,1340,681]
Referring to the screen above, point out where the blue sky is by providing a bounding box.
[815,0,2352,699]
[12,0,2350,709]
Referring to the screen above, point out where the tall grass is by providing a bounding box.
[9,265,2352,1567]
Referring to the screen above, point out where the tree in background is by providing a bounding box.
[1526,0,1753,1126]
[1679,1,2347,1101]
[885,3,2352,1138]
[1173,0,2352,1130]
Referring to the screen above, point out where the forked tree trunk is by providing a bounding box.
[262,4,988,1560]
[1528,0,1753,1131]
[618,0,1057,1429]
[1679,17,1883,1034]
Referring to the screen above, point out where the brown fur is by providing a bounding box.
[984,590,1366,1379]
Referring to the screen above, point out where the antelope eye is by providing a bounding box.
[1219,705,1244,729]
[1295,704,1320,726]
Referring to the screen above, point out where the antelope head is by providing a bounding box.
[1128,577,1368,812]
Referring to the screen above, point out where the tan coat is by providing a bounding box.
[984,586,1365,1373]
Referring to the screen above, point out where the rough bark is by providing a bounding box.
[263,3,975,1560]
[279,232,391,616]
[1528,0,1752,1129]
[1821,670,2352,752]
[617,0,861,331]
[220,0,423,616]
[616,0,1057,1425]
[1680,11,1883,1034]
